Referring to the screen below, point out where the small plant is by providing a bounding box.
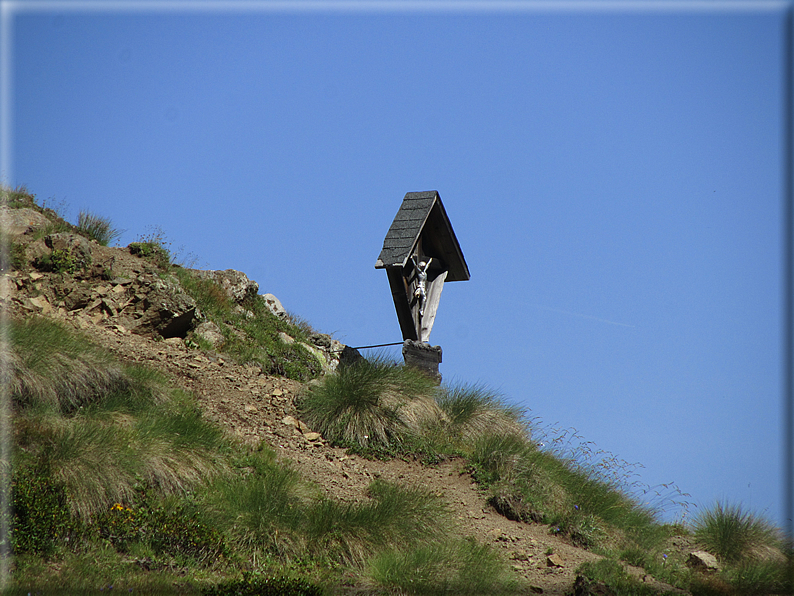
[129,225,173,269]
[34,247,77,274]
[0,184,37,208]
[76,210,123,246]
[96,492,228,565]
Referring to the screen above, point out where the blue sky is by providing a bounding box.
[2,1,790,528]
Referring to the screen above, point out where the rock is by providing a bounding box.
[244,404,258,413]
[62,284,94,310]
[189,269,259,304]
[303,432,322,441]
[687,550,720,572]
[282,415,299,428]
[279,332,295,344]
[338,345,365,367]
[261,293,288,320]
[299,341,335,373]
[129,276,198,339]
[28,295,50,312]
[0,207,52,236]
[45,233,92,268]
[546,554,564,567]
[309,333,332,348]
[488,493,543,523]
[194,321,224,348]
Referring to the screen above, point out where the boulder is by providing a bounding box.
[193,321,224,348]
[129,276,198,339]
[190,269,259,304]
[0,207,52,237]
[687,550,720,572]
[546,554,564,568]
[261,293,288,320]
[45,233,92,268]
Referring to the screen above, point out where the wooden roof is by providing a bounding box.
[375,191,470,282]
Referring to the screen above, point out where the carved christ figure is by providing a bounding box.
[407,253,448,342]
[411,255,432,317]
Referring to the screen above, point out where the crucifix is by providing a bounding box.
[375,191,469,378]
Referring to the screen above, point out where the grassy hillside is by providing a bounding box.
[1,185,791,595]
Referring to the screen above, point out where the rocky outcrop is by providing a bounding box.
[0,207,52,236]
[189,269,259,304]
[261,293,288,320]
[4,270,199,339]
[128,275,199,338]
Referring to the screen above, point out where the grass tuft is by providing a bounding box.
[76,210,124,246]
[297,354,440,449]
[693,501,783,565]
[435,382,526,441]
[7,317,131,413]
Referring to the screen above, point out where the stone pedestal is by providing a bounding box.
[402,339,442,383]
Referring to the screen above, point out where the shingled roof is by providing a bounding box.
[375,191,470,282]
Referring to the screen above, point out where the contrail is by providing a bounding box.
[524,302,636,328]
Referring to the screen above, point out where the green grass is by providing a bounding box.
[173,267,323,381]
[10,317,227,520]
[8,316,137,413]
[206,450,448,566]
[0,184,37,209]
[435,382,526,441]
[369,537,518,595]
[7,318,402,592]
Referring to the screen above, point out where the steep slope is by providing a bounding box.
[1,193,698,595]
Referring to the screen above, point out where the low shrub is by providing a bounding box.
[96,492,228,565]
[129,225,173,269]
[34,247,78,274]
[11,465,75,556]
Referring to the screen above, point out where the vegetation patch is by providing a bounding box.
[173,267,323,381]
[369,537,518,595]
[202,572,323,596]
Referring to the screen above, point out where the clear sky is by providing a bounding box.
[2,1,790,529]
